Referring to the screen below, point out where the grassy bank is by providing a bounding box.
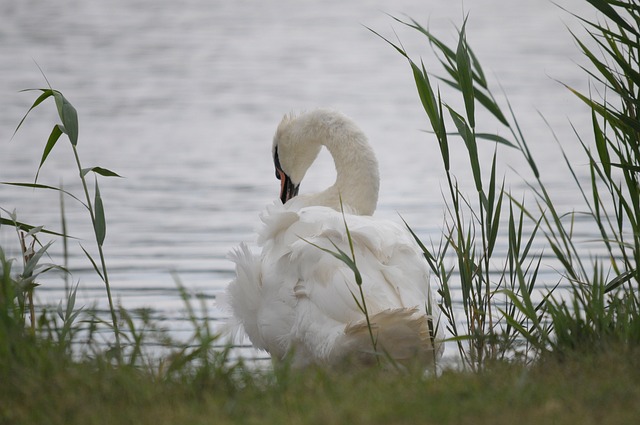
[1,0,640,423]
[2,348,639,425]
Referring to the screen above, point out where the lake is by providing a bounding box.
[0,0,598,359]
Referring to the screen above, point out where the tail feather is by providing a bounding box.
[223,243,263,345]
[343,308,442,365]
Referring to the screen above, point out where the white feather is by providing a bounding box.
[225,110,443,367]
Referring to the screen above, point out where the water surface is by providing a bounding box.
[0,0,597,356]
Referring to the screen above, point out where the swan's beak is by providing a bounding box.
[277,168,299,204]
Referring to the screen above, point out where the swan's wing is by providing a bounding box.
[233,203,441,364]
[291,207,434,314]
[262,206,437,361]
[225,240,292,355]
[225,243,265,347]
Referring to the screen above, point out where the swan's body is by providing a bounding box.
[226,109,442,367]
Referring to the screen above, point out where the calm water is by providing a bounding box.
[0,0,597,356]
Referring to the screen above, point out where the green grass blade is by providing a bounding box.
[80,244,105,282]
[35,124,64,183]
[466,36,488,89]
[456,18,475,128]
[52,91,79,146]
[448,107,482,192]
[610,162,640,173]
[22,241,54,278]
[474,90,509,127]
[487,182,505,258]
[0,215,67,238]
[390,15,456,61]
[81,167,123,178]
[564,83,640,133]
[436,91,450,171]
[399,215,438,271]
[301,237,363,286]
[592,110,612,178]
[0,182,87,208]
[367,26,446,144]
[474,133,516,148]
[12,89,54,139]
[437,77,510,127]
[94,178,106,247]
[604,269,637,292]
[585,0,638,35]
[413,59,444,142]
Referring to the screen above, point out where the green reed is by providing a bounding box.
[491,0,640,356]
[523,0,640,354]
[375,0,640,366]
[369,17,547,370]
[7,83,124,358]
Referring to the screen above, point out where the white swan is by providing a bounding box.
[226,109,443,368]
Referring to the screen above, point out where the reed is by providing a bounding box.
[525,0,640,355]
[369,17,549,369]
[375,0,640,364]
[8,84,125,358]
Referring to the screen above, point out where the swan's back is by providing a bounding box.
[227,202,442,367]
[226,109,442,368]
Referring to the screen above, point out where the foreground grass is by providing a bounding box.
[2,348,638,425]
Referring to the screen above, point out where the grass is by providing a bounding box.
[1,0,640,423]
[2,347,639,425]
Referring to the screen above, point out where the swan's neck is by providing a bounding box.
[304,112,380,215]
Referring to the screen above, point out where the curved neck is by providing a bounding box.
[303,111,380,215]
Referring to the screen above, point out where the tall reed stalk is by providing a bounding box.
[10,85,124,359]
[521,0,640,353]
[374,0,640,365]
[370,18,549,369]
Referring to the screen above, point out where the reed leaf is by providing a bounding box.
[487,182,504,258]
[604,268,637,292]
[80,244,105,282]
[303,237,363,287]
[474,133,515,148]
[566,83,640,133]
[436,89,450,171]
[52,91,79,146]
[21,241,54,278]
[12,89,54,138]
[592,110,612,178]
[456,18,475,128]
[0,215,67,238]
[447,107,482,193]
[81,167,123,178]
[1,182,87,208]
[400,216,438,270]
[34,124,64,183]
[585,0,638,35]
[94,178,106,247]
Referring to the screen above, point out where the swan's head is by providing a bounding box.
[272,113,322,204]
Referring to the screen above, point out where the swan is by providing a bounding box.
[225,109,443,368]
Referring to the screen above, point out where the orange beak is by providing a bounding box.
[277,168,299,204]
